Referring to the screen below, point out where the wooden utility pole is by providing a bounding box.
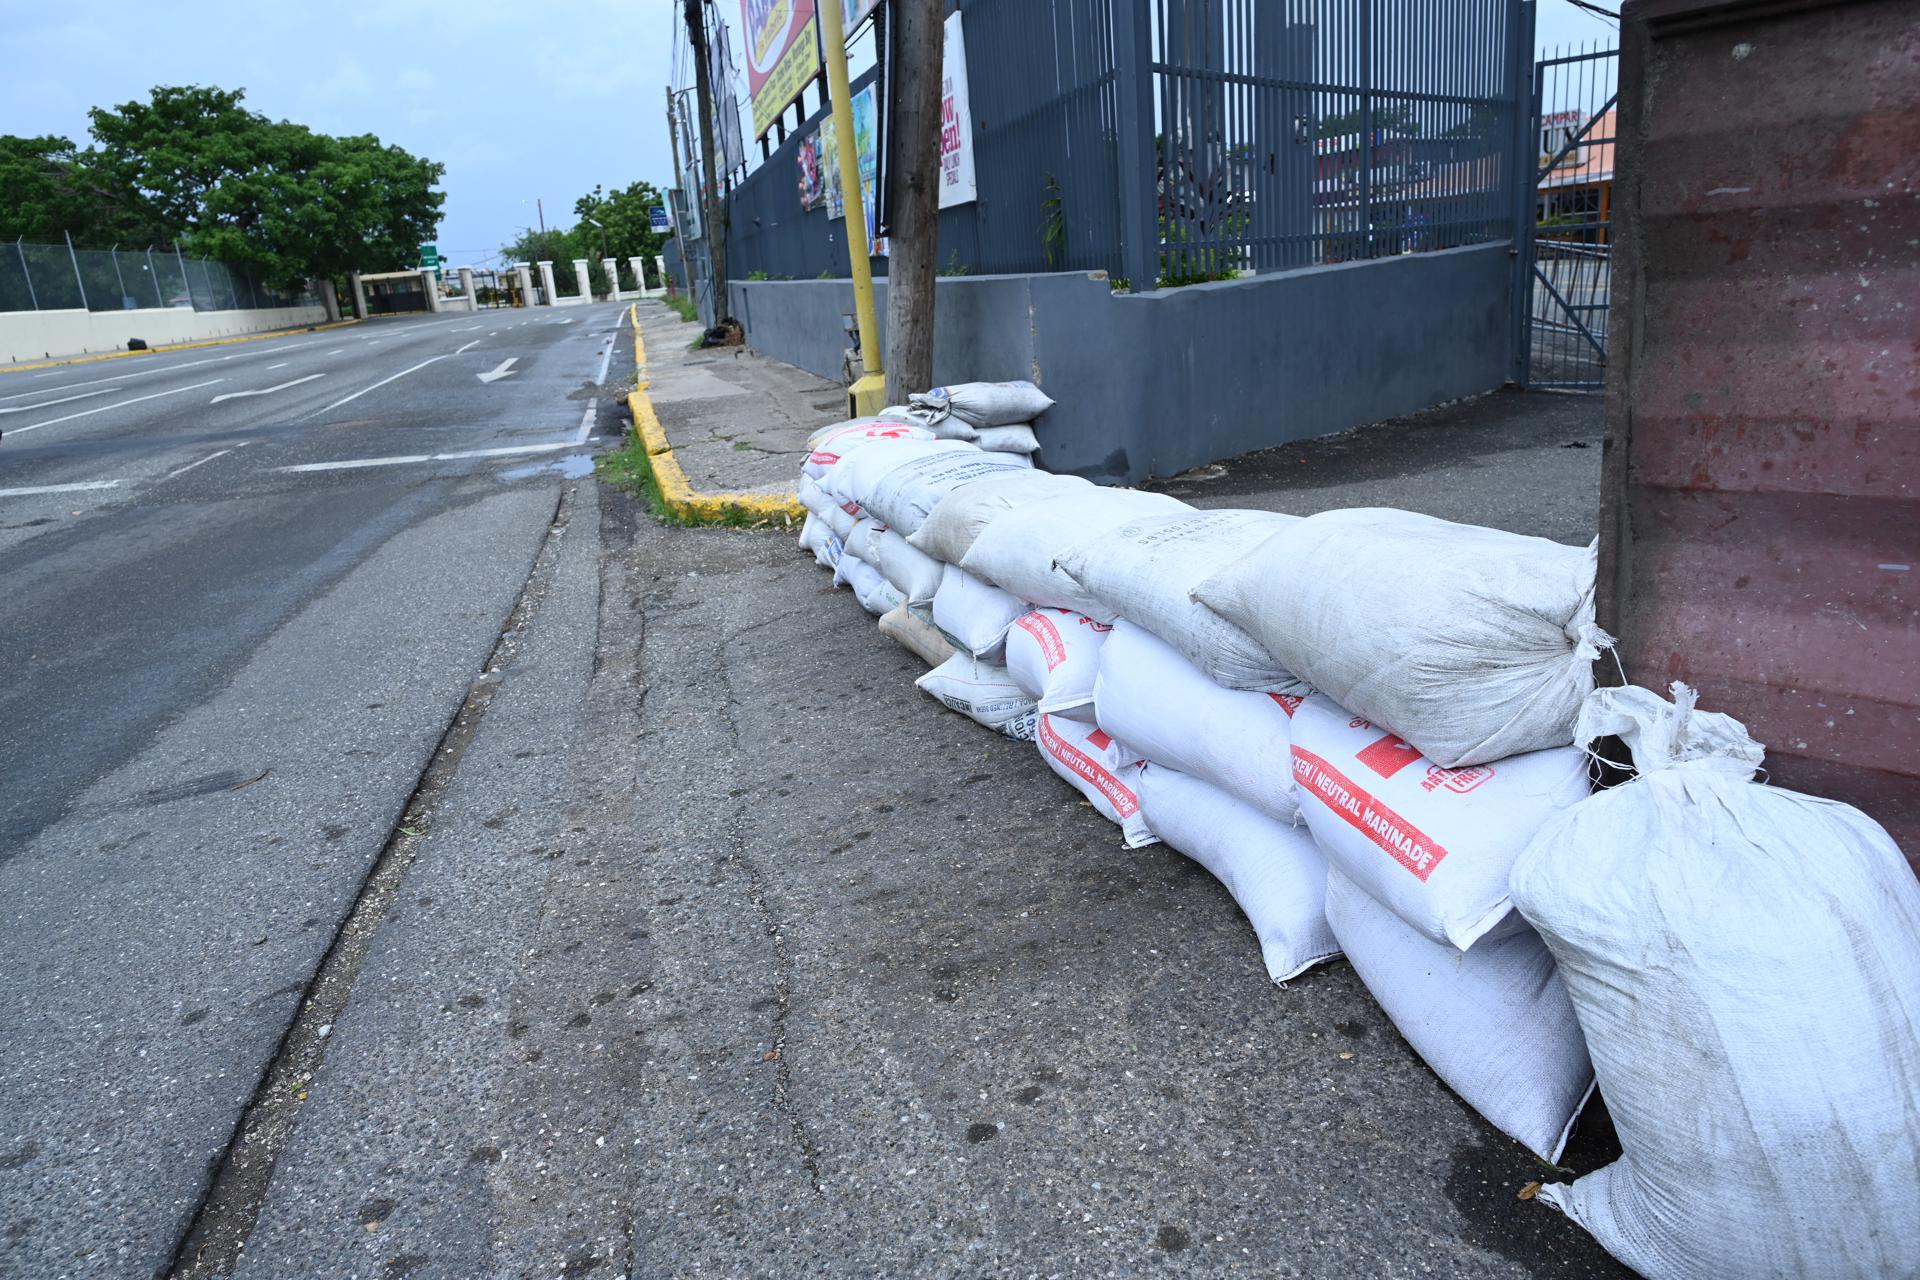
[884,0,946,395]
[684,0,727,322]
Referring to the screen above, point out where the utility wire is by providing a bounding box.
[1561,0,1620,22]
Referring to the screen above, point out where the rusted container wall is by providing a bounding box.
[1600,0,1920,870]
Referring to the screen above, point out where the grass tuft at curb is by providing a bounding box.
[596,302,805,529]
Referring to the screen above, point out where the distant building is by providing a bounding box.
[1535,108,1616,242]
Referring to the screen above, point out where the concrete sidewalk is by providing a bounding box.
[634,299,848,498]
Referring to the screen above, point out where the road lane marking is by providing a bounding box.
[276,441,574,474]
[456,339,481,354]
[0,389,109,415]
[10,379,226,435]
[477,358,518,384]
[0,480,123,498]
[267,362,289,370]
[163,448,233,479]
[326,349,344,355]
[455,324,483,332]
[313,355,448,415]
[572,331,618,443]
[209,373,325,404]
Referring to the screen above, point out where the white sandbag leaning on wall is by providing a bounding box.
[1324,866,1594,1164]
[915,653,1037,740]
[846,518,944,605]
[1055,508,1308,693]
[1289,695,1590,951]
[1035,713,1156,848]
[910,379,1055,428]
[802,419,938,481]
[1193,509,1609,767]
[931,564,1029,662]
[973,424,1040,455]
[1137,765,1339,983]
[959,487,1191,618]
[1510,683,1920,1280]
[909,471,1096,565]
[1095,622,1305,826]
[1002,607,1110,722]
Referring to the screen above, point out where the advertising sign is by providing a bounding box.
[937,11,976,209]
[742,0,822,139]
[819,81,884,255]
[796,135,826,211]
[841,0,881,34]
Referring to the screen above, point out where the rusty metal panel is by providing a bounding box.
[1600,0,1920,870]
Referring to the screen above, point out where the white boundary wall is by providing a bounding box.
[1,304,331,365]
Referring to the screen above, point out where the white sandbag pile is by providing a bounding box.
[791,381,1920,1280]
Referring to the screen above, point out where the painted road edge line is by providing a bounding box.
[623,303,802,525]
[0,317,363,376]
[0,480,123,498]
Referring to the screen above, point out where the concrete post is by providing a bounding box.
[572,259,592,303]
[514,263,534,308]
[536,261,558,306]
[419,268,442,312]
[347,271,369,319]
[601,257,622,299]
[629,256,650,295]
[317,278,341,323]
[457,266,476,308]
[655,256,669,297]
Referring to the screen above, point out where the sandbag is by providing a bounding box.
[832,443,1027,536]
[1035,713,1155,848]
[958,487,1189,618]
[798,512,828,560]
[1289,694,1589,951]
[974,424,1040,454]
[1325,866,1594,1164]
[908,471,1095,565]
[1094,623,1304,826]
[1002,607,1109,722]
[877,604,957,668]
[915,654,1037,740]
[835,553,905,617]
[1137,765,1339,983]
[931,564,1028,661]
[847,518,944,605]
[1510,683,1920,1280]
[909,379,1054,428]
[1054,508,1306,693]
[798,475,859,540]
[1192,509,1608,767]
[820,437,972,513]
[874,402,976,440]
[802,418,937,480]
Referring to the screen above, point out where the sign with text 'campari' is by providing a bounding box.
[742,0,821,139]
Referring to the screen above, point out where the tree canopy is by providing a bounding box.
[0,85,444,290]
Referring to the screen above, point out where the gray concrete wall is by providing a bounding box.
[728,241,1513,484]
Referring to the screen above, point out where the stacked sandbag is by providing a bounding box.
[1511,684,1920,1278]
[1003,607,1109,722]
[1193,508,1609,766]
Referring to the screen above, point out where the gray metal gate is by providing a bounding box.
[1517,44,1617,390]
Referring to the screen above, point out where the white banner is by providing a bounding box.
[938,11,977,210]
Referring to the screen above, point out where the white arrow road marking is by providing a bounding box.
[9,380,225,436]
[209,373,324,404]
[0,480,123,498]
[476,358,519,384]
[0,389,109,415]
[313,355,448,416]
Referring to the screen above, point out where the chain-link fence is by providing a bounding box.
[0,239,318,314]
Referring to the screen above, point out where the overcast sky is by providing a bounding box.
[1,0,1615,268]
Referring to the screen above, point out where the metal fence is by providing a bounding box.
[724,0,1531,287]
[0,238,318,315]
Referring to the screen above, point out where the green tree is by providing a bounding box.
[572,181,670,264]
[0,134,166,245]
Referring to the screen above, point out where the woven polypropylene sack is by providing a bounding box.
[847,518,944,605]
[1002,607,1110,722]
[915,654,1037,740]
[798,475,859,540]
[1509,684,1920,1280]
[1094,623,1304,826]
[1137,765,1339,983]
[877,604,957,668]
[835,553,905,617]
[802,419,937,480]
[974,424,1040,455]
[931,564,1028,661]
[1034,713,1155,847]
[821,439,972,516]
[839,445,1028,536]
[908,471,1095,565]
[958,487,1189,618]
[1289,694,1590,951]
[910,379,1055,428]
[1191,509,1607,767]
[1054,508,1306,693]
[1325,866,1594,1163]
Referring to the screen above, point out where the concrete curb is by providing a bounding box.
[0,316,364,375]
[624,303,804,525]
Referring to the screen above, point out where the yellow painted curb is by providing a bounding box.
[622,302,804,524]
[0,316,363,375]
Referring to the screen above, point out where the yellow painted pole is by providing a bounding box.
[819,0,888,414]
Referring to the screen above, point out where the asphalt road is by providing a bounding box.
[0,303,632,1278]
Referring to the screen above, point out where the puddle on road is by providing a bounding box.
[499,454,595,481]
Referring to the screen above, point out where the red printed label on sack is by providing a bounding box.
[1014,612,1069,671]
[1292,747,1450,881]
[1422,764,1494,794]
[1086,728,1113,751]
[1267,693,1303,717]
[1354,731,1423,780]
[809,451,841,466]
[1041,716,1138,817]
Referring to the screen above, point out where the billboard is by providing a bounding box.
[841,0,881,35]
[742,0,822,139]
[937,11,976,209]
[818,80,884,255]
